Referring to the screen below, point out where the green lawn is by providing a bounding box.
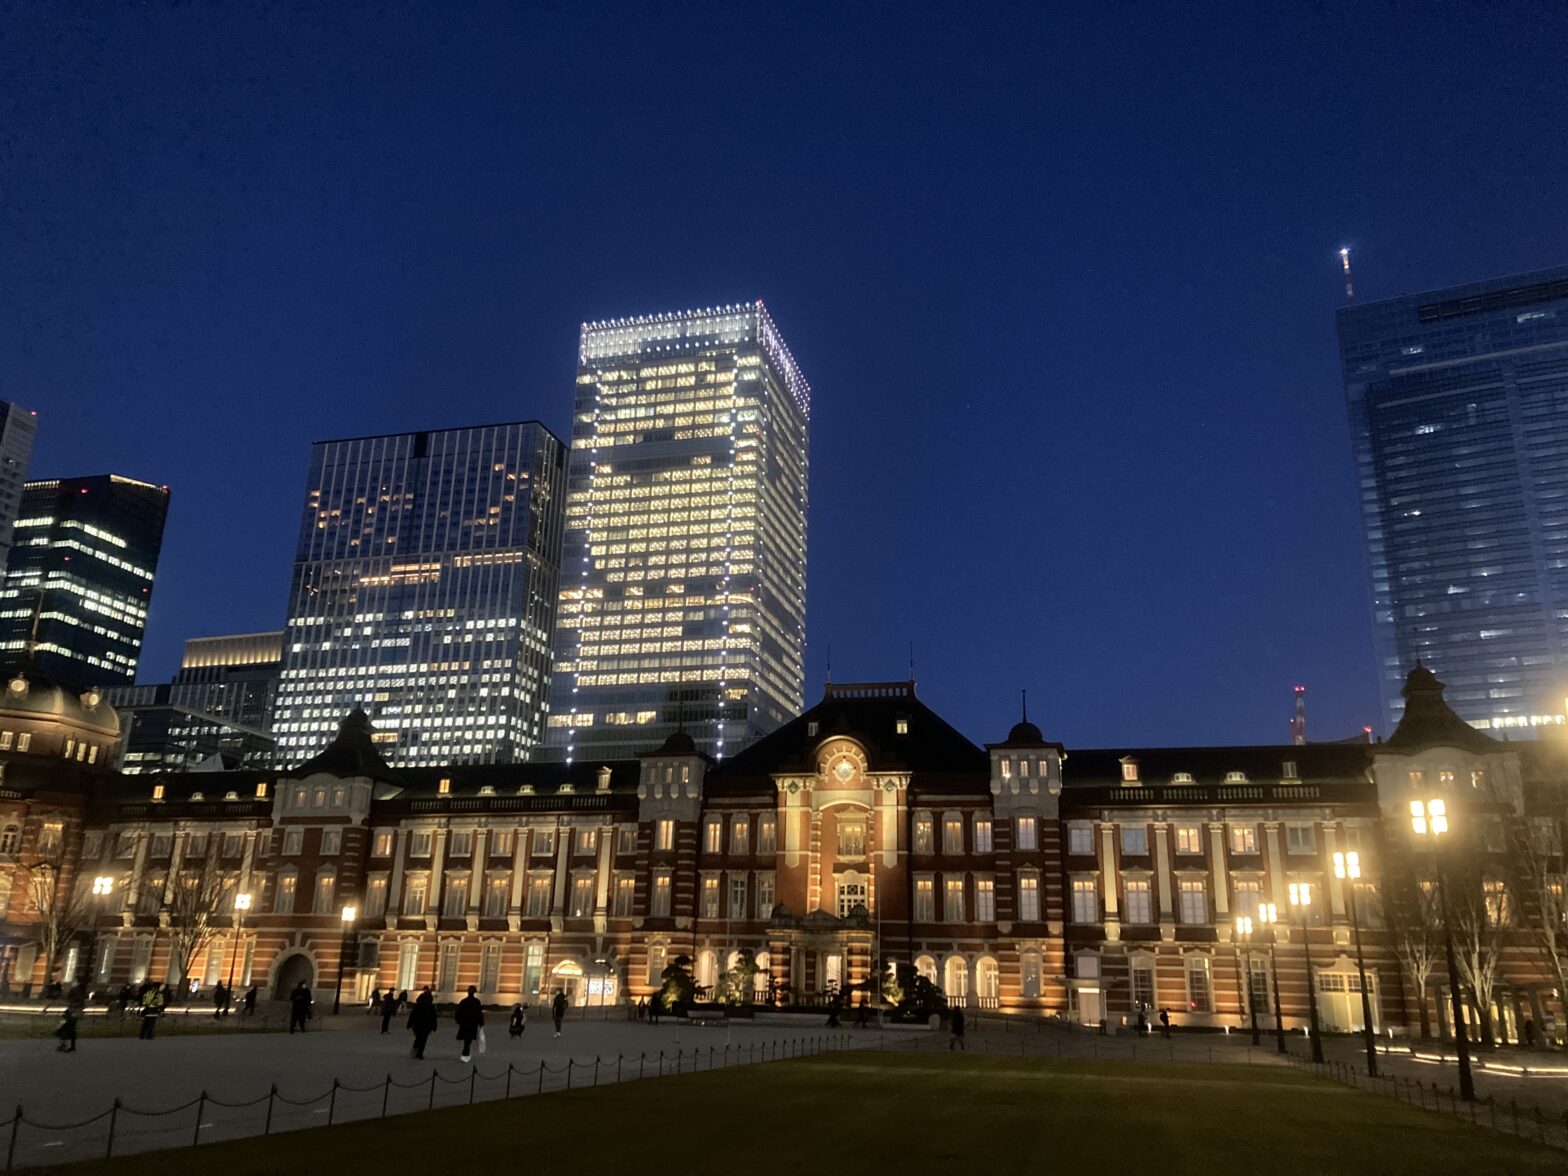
[47,1052,1563,1175]
[0,1011,277,1039]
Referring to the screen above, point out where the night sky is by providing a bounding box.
[6,3,1568,750]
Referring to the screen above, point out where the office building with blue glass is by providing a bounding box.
[273,423,567,767]
[1338,265,1568,734]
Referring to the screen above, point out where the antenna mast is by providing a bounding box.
[1339,247,1356,305]
[1291,685,1306,746]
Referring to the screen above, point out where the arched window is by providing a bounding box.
[752,951,771,997]
[975,956,1000,1002]
[646,942,667,987]
[0,825,18,855]
[695,949,717,991]
[915,954,937,984]
[944,956,969,1003]
[1020,949,1042,998]
[836,870,867,917]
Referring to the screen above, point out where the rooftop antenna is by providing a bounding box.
[1021,689,1029,724]
[1291,685,1306,746]
[825,645,832,687]
[908,642,916,684]
[1338,247,1356,305]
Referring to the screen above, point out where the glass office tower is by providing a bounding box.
[0,403,38,569]
[274,423,566,766]
[170,631,283,731]
[548,302,810,761]
[0,474,171,690]
[1338,265,1568,734]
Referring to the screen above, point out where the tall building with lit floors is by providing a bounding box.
[8,669,1568,1050]
[273,423,567,767]
[0,474,170,690]
[1338,265,1568,734]
[0,402,39,570]
[547,303,810,762]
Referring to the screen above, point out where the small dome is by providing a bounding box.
[0,668,120,738]
[1007,720,1044,744]
[658,730,697,755]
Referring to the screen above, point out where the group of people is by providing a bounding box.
[399,987,572,1062]
[54,978,263,1051]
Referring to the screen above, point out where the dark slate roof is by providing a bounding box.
[713,682,989,784]
[1060,743,1374,788]
[388,759,643,799]
[294,709,405,784]
[1385,664,1499,754]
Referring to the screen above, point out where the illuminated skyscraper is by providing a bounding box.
[0,474,170,690]
[548,302,810,761]
[0,402,38,569]
[274,423,566,766]
[1339,265,1568,733]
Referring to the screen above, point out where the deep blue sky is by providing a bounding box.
[6,3,1567,749]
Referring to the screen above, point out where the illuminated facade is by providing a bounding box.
[0,402,38,569]
[0,475,170,690]
[169,631,283,733]
[548,303,810,761]
[9,669,1568,1052]
[273,424,566,767]
[1339,267,1568,734]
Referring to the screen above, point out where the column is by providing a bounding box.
[385,829,407,929]
[1324,827,1345,918]
[1099,825,1119,917]
[1153,823,1172,921]
[1208,824,1229,917]
[507,826,527,933]
[593,821,614,934]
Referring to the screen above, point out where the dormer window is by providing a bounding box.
[438,777,452,796]
[895,717,909,736]
[152,784,166,802]
[479,785,496,797]
[807,721,819,737]
[1171,772,1194,785]
[1281,761,1298,780]
[256,781,268,799]
[1224,771,1247,784]
[1120,760,1138,783]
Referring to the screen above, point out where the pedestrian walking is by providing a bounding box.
[551,989,568,1037]
[380,990,398,1035]
[509,1003,527,1039]
[242,985,258,1016]
[1525,1018,1538,1048]
[1159,1008,1171,1039]
[949,1006,966,1050]
[289,981,313,1033]
[398,989,409,1012]
[649,996,661,1026]
[455,985,485,1062]
[55,984,85,1053]
[825,993,841,1029]
[212,982,227,1019]
[369,987,382,1016]
[138,985,165,1040]
[408,987,437,1059]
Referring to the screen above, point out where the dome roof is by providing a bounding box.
[0,669,120,737]
[657,730,697,755]
[1006,720,1045,744]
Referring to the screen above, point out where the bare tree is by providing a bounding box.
[21,861,93,989]
[1509,814,1568,1036]
[1383,852,1443,1039]
[162,867,238,995]
[1445,854,1508,1047]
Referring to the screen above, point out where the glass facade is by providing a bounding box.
[274,423,566,766]
[169,631,283,732]
[0,474,170,690]
[548,302,810,760]
[1338,266,1568,733]
[0,402,38,570]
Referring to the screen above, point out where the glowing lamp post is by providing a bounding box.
[332,905,358,1015]
[226,892,252,994]
[1257,902,1287,1054]
[1234,915,1259,1046]
[1410,798,1475,1101]
[85,875,114,990]
[1289,881,1325,1063]
[1333,851,1378,1077]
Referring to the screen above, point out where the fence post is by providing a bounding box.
[708,1047,714,1071]
[566,1059,574,1091]
[617,1055,623,1083]
[593,1057,600,1087]
[265,1085,276,1136]
[7,1105,19,1174]
[1512,1098,1521,1136]
[640,1053,646,1081]
[429,1069,438,1111]
[506,1064,514,1099]
[469,1068,477,1105]
[1490,1096,1498,1130]
[193,1091,207,1147]
[106,1098,120,1159]
[538,1060,545,1094]
[383,1074,392,1118]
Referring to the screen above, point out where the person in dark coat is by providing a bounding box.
[55,984,85,1052]
[1159,1008,1171,1039]
[825,992,842,1029]
[408,987,438,1059]
[551,989,568,1037]
[288,981,313,1033]
[455,985,485,1062]
[509,1003,527,1038]
[369,987,381,1016]
[949,1006,966,1050]
[242,986,258,1016]
[380,989,398,1035]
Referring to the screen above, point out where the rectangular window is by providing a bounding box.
[410,831,433,857]
[483,873,510,917]
[480,943,502,994]
[1124,879,1152,923]
[449,830,474,857]
[756,873,776,918]
[730,817,749,856]
[704,818,723,854]
[1131,961,1156,1011]
[618,827,638,855]
[442,875,470,917]
[1120,825,1147,855]
[320,829,342,856]
[151,833,172,858]
[1018,874,1040,921]
[945,876,966,922]
[974,818,993,854]
[1015,816,1038,851]
[404,876,428,916]
[702,875,720,918]
[82,831,103,860]
[1068,822,1094,855]
[490,830,515,857]
[613,874,635,917]
[523,943,543,995]
[372,830,395,857]
[1233,879,1261,920]
[729,875,747,919]
[1185,956,1213,1013]
[1229,825,1258,854]
[438,943,459,992]
[1484,878,1511,927]
[533,830,556,857]
[1353,881,1383,928]
[757,815,776,854]
[655,820,675,853]
[838,818,866,858]
[571,875,595,918]
[1248,958,1270,1013]
[651,870,672,917]
[975,878,995,921]
[1071,878,1098,923]
[1286,824,1316,855]
[186,832,208,859]
[914,814,934,854]
[282,829,303,856]
[365,876,388,918]
[525,874,551,918]
[1174,825,1203,855]
[1178,879,1207,924]
[117,832,138,859]
[942,816,964,855]
[914,877,935,921]
[221,832,244,859]
[575,828,597,856]
[274,872,297,913]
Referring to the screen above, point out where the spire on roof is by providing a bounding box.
[294,708,405,783]
[1385,664,1497,753]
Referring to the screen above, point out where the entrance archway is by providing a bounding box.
[273,952,314,1000]
[552,959,584,1005]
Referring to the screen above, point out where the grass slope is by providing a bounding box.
[48,1052,1564,1175]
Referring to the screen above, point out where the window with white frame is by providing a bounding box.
[575,827,597,856]
[525,874,551,918]
[755,873,775,918]
[449,830,474,857]
[570,874,595,918]
[312,869,337,914]
[274,870,299,914]
[914,813,934,854]
[1068,822,1094,855]
[1131,958,1156,1011]
[618,827,638,855]
[1178,879,1207,924]
[1229,825,1258,854]
[151,833,172,858]
[1121,761,1139,782]
[838,817,866,858]
[1233,879,1261,920]
[404,875,428,916]
[320,829,342,856]
[1021,950,1042,997]
[757,815,777,854]
[1071,878,1098,923]
[442,874,469,917]
[945,876,966,922]
[1017,873,1041,921]
[975,877,995,921]
[1174,825,1203,855]
[942,814,964,855]
[651,870,673,917]
[483,873,510,917]
[914,877,935,921]
[1185,955,1213,1013]
[729,875,747,918]
[655,820,674,852]
[1120,825,1148,855]
[1015,816,1038,851]
[533,829,556,857]
[364,875,388,918]
[704,818,723,855]
[221,832,244,859]
[613,874,635,917]
[410,830,433,857]
[491,830,515,857]
[1124,878,1153,923]
[974,817,993,854]
[730,816,750,855]
[1286,824,1316,855]
[282,829,304,856]
[701,875,720,918]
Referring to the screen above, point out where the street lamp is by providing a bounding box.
[1234,915,1259,1046]
[226,892,252,995]
[332,905,357,1015]
[1411,798,1475,1102]
[1257,902,1288,1055]
[85,875,114,992]
[1289,881,1325,1063]
[1333,850,1379,1078]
